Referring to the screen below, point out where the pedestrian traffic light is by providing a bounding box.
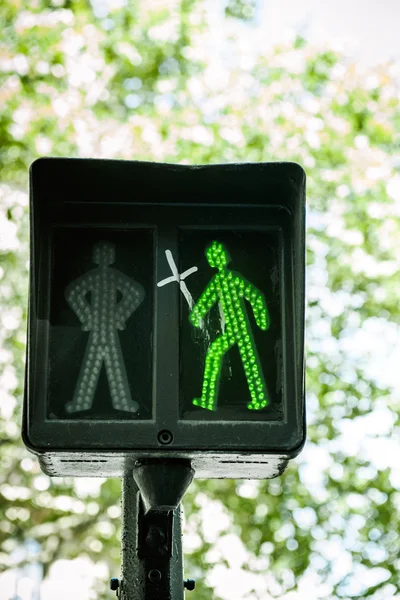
[23,158,306,479]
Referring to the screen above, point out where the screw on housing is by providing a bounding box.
[157,429,173,445]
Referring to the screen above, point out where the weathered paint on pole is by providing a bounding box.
[120,476,145,599]
[120,475,184,600]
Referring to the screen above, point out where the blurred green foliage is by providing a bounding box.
[225,0,257,21]
[1,1,400,599]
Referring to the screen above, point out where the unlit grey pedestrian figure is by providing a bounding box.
[65,241,144,414]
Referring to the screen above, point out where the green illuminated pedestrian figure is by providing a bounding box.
[190,240,269,411]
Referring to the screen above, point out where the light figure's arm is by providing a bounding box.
[239,279,269,331]
[65,274,94,331]
[189,280,218,328]
[115,273,145,330]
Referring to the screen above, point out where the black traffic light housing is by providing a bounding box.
[23,158,306,479]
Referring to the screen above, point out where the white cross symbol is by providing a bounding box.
[157,249,198,309]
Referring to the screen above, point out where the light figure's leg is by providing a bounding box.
[237,325,268,410]
[66,337,104,413]
[104,335,139,413]
[193,334,232,411]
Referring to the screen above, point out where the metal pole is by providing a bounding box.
[120,475,145,599]
[119,475,184,600]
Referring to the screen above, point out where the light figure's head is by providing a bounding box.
[206,241,230,270]
[93,241,115,266]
